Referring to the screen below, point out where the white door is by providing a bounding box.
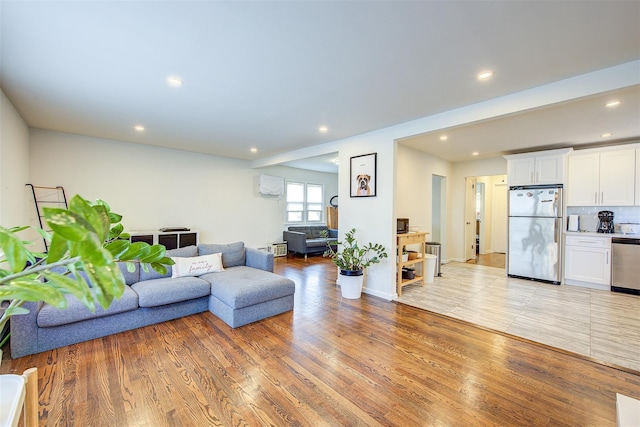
[492,183,507,253]
[464,177,476,261]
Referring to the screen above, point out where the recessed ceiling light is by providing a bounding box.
[439,135,448,141]
[318,126,328,133]
[134,125,145,132]
[250,147,258,153]
[601,132,613,138]
[167,76,183,87]
[605,100,621,108]
[472,152,479,156]
[477,70,493,80]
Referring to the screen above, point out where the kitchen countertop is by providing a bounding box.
[565,231,640,239]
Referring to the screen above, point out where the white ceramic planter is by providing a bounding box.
[339,270,364,299]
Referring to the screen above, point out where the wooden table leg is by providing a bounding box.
[23,368,38,427]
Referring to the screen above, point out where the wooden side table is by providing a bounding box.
[397,232,428,296]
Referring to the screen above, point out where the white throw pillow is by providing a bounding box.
[171,253,224,278]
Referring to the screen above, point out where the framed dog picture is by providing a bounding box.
[350,152,377,197]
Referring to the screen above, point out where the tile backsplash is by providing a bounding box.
[566,206,640,232]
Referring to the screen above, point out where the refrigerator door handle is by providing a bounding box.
[554,219,558,243]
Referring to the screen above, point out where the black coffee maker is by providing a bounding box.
[597,210,615,233]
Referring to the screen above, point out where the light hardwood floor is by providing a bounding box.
[396,261,640,372]
[1,256,638,426]
[465,252,505,268]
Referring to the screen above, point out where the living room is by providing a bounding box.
[1,1,640,425]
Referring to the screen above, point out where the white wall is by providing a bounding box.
[28,129,337,249]
[336,131,396,300]
[396,144,452,258]
[0,89,30,229]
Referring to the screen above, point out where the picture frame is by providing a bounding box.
[350,152,377,197]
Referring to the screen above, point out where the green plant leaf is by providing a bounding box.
[104,239,130,258]
[118,242,151,261]
[108,212,122,224]
[3,306,30,317]
[47,232,69,263]
[42,208,93,242]
[69,195,110,241]
[0,279,67,308]
[79,235,113,267]
[137,245,167,263]
[0,227,29,273]
[125,261,136,273]
[108,223,124,240]
[149,262,168,276]
[82,262,125,309]
[43,271,95,311]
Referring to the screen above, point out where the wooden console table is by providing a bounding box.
[397,232,428,296]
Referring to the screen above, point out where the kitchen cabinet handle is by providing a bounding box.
[531,172,534,183]
[601,192,604,204]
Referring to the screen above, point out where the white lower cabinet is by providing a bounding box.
[564,234,611,289]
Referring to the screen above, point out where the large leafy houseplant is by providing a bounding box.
[0,195,174,336]
[323,228,388,274]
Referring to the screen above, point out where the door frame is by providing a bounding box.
[464,177,476,261]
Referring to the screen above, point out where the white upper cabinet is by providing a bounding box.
[567,152,600,205]
[505,149,571,186]
[567,147,636,206]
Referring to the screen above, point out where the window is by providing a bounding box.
[306,184,323,222]
[286,182,324,223]
[286,182,304,223]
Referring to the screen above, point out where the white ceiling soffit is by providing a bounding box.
[280,153,339,174]
[1,1,639,162]
[399,85,640,162]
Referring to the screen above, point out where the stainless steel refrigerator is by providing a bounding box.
[507,185,563,284]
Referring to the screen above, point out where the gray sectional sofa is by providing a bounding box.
[10,242,295,358]
[283,226,337,259]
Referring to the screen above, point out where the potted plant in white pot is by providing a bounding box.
[323,228,388,299]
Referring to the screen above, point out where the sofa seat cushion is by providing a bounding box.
[201,266,295,309]
[37,285,139,327]
[305,238,330,249]
[132,276,211,308]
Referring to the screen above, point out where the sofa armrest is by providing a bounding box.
[283,230,307,254]
[328,229,338,238]
[10,301,42,358]
[245,247,274,272]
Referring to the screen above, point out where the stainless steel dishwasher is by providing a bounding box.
[611,237,640,295]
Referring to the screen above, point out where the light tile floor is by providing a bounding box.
[395,262,640,372]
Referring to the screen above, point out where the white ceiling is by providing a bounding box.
[1,1,639,166]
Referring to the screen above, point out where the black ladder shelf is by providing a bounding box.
[26,184,68,252]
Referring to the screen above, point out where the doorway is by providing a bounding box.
[464,175,507,268]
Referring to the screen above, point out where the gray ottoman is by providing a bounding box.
[201,266,295,327]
